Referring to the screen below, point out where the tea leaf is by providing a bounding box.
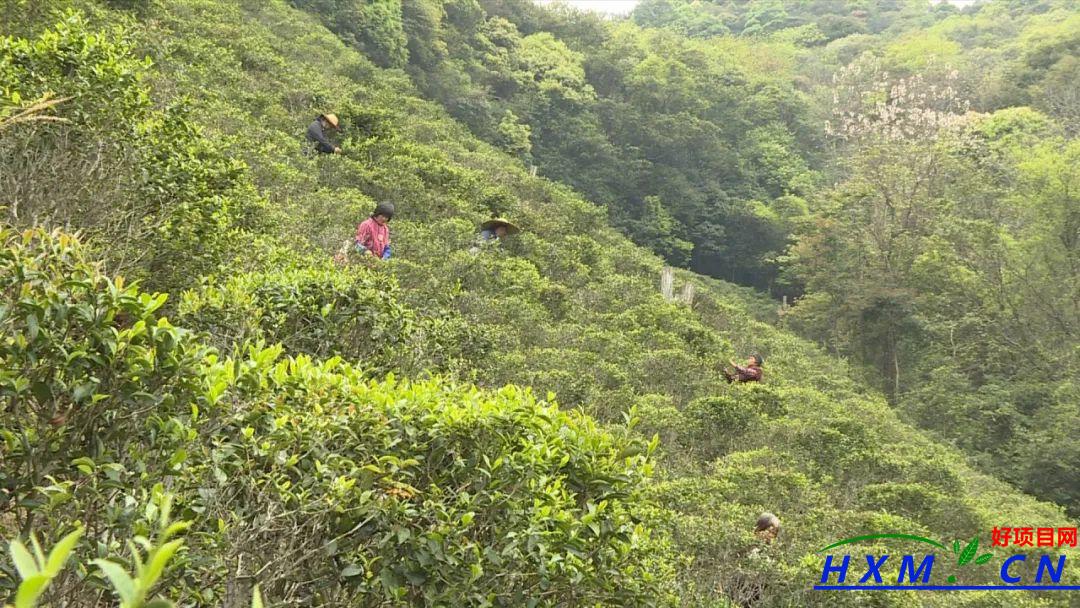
[10,540,39,579]
[92,559,137,605]
[44,528,84,576]
[14,574,50,608]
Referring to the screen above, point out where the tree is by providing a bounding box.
[291,0,410,67]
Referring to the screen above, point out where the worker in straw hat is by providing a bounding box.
[471,217,521,254]
[479,217,520,241]
[307,113,342,154]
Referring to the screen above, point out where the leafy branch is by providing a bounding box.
[4,495,267,608]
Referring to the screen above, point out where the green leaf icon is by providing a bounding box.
[958,537,979,566]
[952,540,961,555]
[975,553,993,565]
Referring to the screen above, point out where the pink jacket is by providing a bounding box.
[355,217,390,258]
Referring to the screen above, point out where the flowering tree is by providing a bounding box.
[826,55,974,145]
[787,55,991,395]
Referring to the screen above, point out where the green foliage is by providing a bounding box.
[291,0,409,67]
[293,0,821,290]
[633,0,947,41]
[5,496,267,608]
[5,1,1080,607]
[496,109,532,159]
[0,223,678,606]
[787,88,1080,512]
[0,226,208,501]
[0,13,267,292]
[621,196,694,267]
[883,32,963,72]
[89,496,190,608]
[179,263,413,373]
[6,527,82,608]
[0,11,148,122]
[679,392,768,462]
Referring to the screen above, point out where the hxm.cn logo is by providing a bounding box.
[815,528,1080,591]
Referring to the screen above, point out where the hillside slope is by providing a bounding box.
[2,1,1077,606]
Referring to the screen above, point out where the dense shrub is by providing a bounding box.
[179,263,412,373]
[0,14,266,292]
[682,394,763,461]
[0,225,678,606]
[291,0,409,67]
[0,225,208,510]
[5,2,1080,607]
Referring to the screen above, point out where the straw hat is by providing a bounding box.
[321,113,340,129]
[480,217,520,235]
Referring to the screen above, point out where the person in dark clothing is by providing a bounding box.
[723,354,763,383]
[307,113,341,154]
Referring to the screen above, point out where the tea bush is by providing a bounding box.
[0,224,678,606]
[0,12,267,293]
[5,4,1080,607]
[0,226,208,512]
[179,263,412,374]
[4,497,267,608]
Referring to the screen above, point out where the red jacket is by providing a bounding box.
[355,217,390,258]
[732,364,763,382]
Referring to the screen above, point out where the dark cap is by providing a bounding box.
[755,512,780,532]
[373,201,395,219]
